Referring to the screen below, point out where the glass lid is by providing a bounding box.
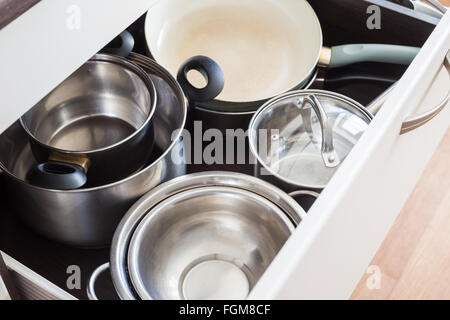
[249,90,373,189]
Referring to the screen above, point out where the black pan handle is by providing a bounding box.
[177,56,225,102]
[101,30,135,57]
[323,69,398,90]
[27,161,87,190]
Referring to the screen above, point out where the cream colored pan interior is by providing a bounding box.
[145,0,322,103]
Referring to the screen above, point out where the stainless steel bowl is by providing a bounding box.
[106,171,306,300]
[128,186,295,300]
[20,54,157,189]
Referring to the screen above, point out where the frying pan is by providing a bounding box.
[144,0,420,112]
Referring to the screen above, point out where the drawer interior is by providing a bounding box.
[0,0,437,299]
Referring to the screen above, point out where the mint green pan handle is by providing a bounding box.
[329,44,420,68]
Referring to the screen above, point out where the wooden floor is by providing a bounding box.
[351,128,450,299]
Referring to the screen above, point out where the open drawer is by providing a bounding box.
[0,0,448,299]
[250,8,450,300]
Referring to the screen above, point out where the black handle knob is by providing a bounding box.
[177,56,225,102]
[27,161,87,190]
[101,30,135,57]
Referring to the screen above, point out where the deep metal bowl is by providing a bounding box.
[128,186,295,300]
[109,171,306,299]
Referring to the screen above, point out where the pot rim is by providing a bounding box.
[127,185,297,300]
[0,53,187,194]
[19,53,158,155]
[110,171,306,300]
[144,0,323,107]
[248,89,374,190]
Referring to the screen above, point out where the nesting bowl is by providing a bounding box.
[127,186,296,300]
[101,172,306,300]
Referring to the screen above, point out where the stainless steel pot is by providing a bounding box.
[248,90,373,192]
[0,53,188,247]
[20,54,157,189]
[87,171,306,300]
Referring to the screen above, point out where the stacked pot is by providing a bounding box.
[0,53,210,247]
[87,171,306,300]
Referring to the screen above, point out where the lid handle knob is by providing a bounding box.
[297,95,340,168]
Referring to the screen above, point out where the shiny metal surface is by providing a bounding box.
[298,95,340,168]
[288,190,320,212]
[109,171,305,300]
[87,263,110,300]
[20,54,157,186]
[368,51,450,135]
[0,54,187,247]
[401,50,450,135]
[366,83,397,115]
[249,90,373,191]
[128,186,295,300]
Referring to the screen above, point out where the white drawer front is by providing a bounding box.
[250,12,450,300]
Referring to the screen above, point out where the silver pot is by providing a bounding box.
[249,90,373,192]
[21,54,157,189]
[87,172,306,300]
[0,53,187,247]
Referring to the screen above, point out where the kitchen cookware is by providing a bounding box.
[248,90,373,192]
[0,53,195,247]
[144,0,420,112]
[101,30,135,57]
[87,172,305,300]
[128,186,295,300]
[21,54,157,189]
[289,190,320,212]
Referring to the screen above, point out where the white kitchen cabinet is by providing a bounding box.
[0,0,448,299]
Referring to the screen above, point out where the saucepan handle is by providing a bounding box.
[87,263,110,301]
[321,44,420,68]
[400,50,450,134]
[366,83,397,115]
[297,95,340,168]
[288,190,320,212]
[27,161,87,190]
[101,30,135,57]
[177,56,225,103]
